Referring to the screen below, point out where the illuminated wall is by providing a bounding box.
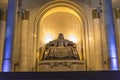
[1,0,120,72]
[38,6,84,62]
[40,8,82,44]
[33,0,88,71]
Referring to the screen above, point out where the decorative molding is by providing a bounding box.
[22,9,29,20]
[38,60,85,71]
[114,8,120,19]
[92,8,101,18]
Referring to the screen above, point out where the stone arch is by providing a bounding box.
[33,0,89,70]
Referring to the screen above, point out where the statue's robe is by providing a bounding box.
[43,46,79,60]
[42,39,79,60]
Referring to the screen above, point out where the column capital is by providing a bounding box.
[0,9,6,21]
[92,8,100,19]
[22,9,29,20]
[114,8,120,19]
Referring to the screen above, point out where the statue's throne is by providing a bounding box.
[37,33,85,71]
[43,46,79,60]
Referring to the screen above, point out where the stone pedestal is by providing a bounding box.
[37,60,85,72]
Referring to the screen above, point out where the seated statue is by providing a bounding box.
[42,33,79,60]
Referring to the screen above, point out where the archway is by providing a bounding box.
[39,7,83,45]
[33,0,88,71]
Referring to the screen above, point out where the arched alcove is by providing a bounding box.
[33,0,88,71]
[39,7,83,45]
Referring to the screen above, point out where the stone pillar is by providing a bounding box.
[19,9,29,71]
[2,0,17,72]
[114,8,120,68]
[0,10,6,71]
[103,0,119,70]
[92,9,103,70]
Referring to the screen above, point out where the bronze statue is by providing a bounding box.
[46,33,76,47]
[42,33,79,60]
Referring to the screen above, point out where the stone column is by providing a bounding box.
[2,0,17,72]
[19,9,29,71]
[103,0,119,70]
[92,9,103,70]
[114,8,120,68]
[0,10,6,71]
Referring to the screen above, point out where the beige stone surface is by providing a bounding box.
[0,21,6,71]
[19,20,29,71]
[93,18,104,70]
[37,60,85,72]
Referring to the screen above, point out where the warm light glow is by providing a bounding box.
[44,33,54,43]
[41,6,81,22]
[89,37,92,40]
[39,6,83,46]
[68,34,77,43]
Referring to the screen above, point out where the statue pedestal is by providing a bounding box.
[37,60,85,72]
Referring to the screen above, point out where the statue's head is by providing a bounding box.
[58,33,64,40]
